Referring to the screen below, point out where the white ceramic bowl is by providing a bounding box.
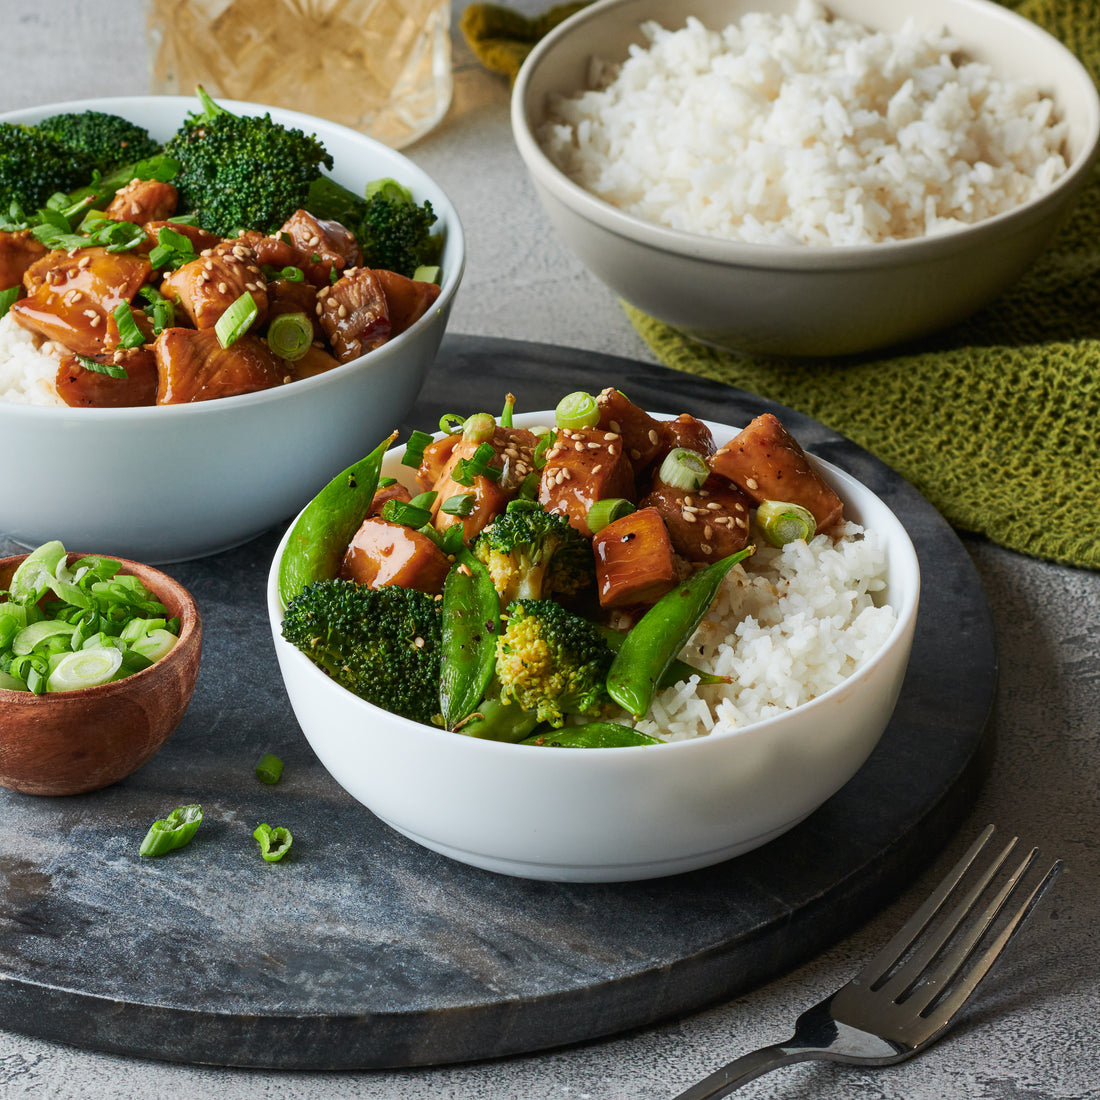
[511,0,1100,357]
[0,96,465,562]
[267,412,921,882]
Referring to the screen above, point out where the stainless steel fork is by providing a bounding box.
[673,825,1062,1098]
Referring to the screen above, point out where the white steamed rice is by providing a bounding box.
[0,313,63,406]
[538,0,1069,245]
[636,521,896,741]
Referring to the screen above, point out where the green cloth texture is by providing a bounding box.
[468,0,1100,569]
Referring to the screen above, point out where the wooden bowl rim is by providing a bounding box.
[0,551,201,704]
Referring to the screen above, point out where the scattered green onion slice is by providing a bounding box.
[452,443,501,485]
[500,393,515,428]
[532,431,556,469]
[76,353,127,379]
[409,491,438,510]
[401,429,435,468]
[756,500,816,547]
[462,412,496,443]
[140,804,203,858]
[254,823,293,862]
[381,498,433,528]
[46,646,123,692]
[112,302,145,349]
[441,493,474,516]
[0,286,19,319]
[587,498,636,533]
[255,753,284,785]
[516,471,541,501]
[214,291,258,349]
[412,264,441,285]
[267,311,313,361]
[137,285,176,334]
[377,476,397,489]
[12,619,76,656]
[439,413,465,434]
[555,391,599,430]
[280,265,305,282]
[658,448,709,491]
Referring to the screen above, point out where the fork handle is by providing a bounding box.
[671,1042,823,1099]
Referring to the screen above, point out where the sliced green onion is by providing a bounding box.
[412,264,441,285]
[280,265,305,282]
[756,500,816,547]
[156,226,194,253]
[401,429,435,468]
[518,469,541,500]
[0,286,19,318]
[441,493,474,516]
[267,311,313,361]
[129,628,177,664]
[112,302,146,349]
[140,804,203,858]
[0,669,27,691]
[377,476,397,489]
[452,443,501,486]
[137,285,176,334]
[76,353,127,379]
[10,540,67,602]
[381,498,433,528]
[12,619,76,656]
[214,291,258,349]
[254,823,293,862]
[658,448,709,491]
[555,391,599,430]
[46,647,122,691]
[439,413,465,434]
[533,431,556,469]
[255,753,284,785]
[409,491,438,510]
[500,393,515,428]
[462,412,496,443]
[587,498,636,533]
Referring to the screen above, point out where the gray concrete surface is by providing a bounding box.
[2,2,1099,1097]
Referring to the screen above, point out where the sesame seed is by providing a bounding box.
[82,309,97,318]
[648,429,659,445]
[707,502,722,510]
[338,305,347,318]
[681,511,696,523]
[89,315,101,327]
[575,442,585,452]
[587,442,601,450]
[592,464,602,474]
[608,445,617,455]
[735,503,745,513]
[704,524,713,539]
[218,282,228,294]
[609,421,621,434]
[414,636,425,648]
[745,477,759,490]
[78,256,92,270]
[700,544,712,555]
[684,495,694,506]
[736,517,747,529]
[630,448,641,460]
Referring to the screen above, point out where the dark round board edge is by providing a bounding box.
[0,334,996,1070]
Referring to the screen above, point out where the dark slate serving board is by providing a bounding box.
[0,335,996,1070]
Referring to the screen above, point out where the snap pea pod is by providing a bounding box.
[520,723,661,748]
[593,624,730,689]
[277,430,398,607]
[440,547,500,730]
[607,546,755,719]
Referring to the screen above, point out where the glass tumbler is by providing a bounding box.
[143,0,453,149]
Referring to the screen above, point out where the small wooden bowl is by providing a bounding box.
[0,552,202,796]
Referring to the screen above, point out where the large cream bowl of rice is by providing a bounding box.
[511,0,1100,356]
[267,412,921,883]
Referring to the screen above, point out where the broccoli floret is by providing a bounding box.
[305,174,441,278]
[473,504,593,605]
[163,86,333,236]
[35,111,161,175]
[281,579,442,725]
[494,599,613,727]
[0,123,92,214]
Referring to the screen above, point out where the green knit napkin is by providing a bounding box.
[468,0,1100,569]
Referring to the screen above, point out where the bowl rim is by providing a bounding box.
[268,408,922,755]
[0,94,467,417]
[0,550,201,702]
[510,0,1100,272]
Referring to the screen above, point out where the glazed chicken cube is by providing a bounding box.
[282,343,341,381]
[11,247,152,357]
[373,268,441,337]
[161,239,268,331]
[316,267,390,362]
[592,506,678,608]
[538,426,636,537]
[653,413,716,465]
[277,209,362,287]
[709,413,844,533]
[0,229,47,292]
[640,475,753,563]
[415,434,461,492]
[339,516,452,594]
[266,277,322,340]
[596,387,663,471]
[154,327,287,403]
[104,179,178,224]
[236,229,301,271]
[55,346,158,408]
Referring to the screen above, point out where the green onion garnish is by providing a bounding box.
[518,469,541,500]
[401,429,435,468]
[439,413,465,434]
[462,412,496,443]
[555,391,599,430]
[657,448,709,491]
[214,291,258,348]
[112,302,146,349]
[381,498,433,528]
[137,285,176,334]
[756,500,817,547]
[441,493,475,516]
[377,476,397,488]
[140,804,203,858]
[255,752,284,785]
[533,431,556,469]
[267,311,313,361]
[254,823,293,862]
[452,443,501,486]
[0,286,19,319]
[587,498,636,533]
[500,392,515,428]
[46,647,123,692]
[76,353,127,379]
